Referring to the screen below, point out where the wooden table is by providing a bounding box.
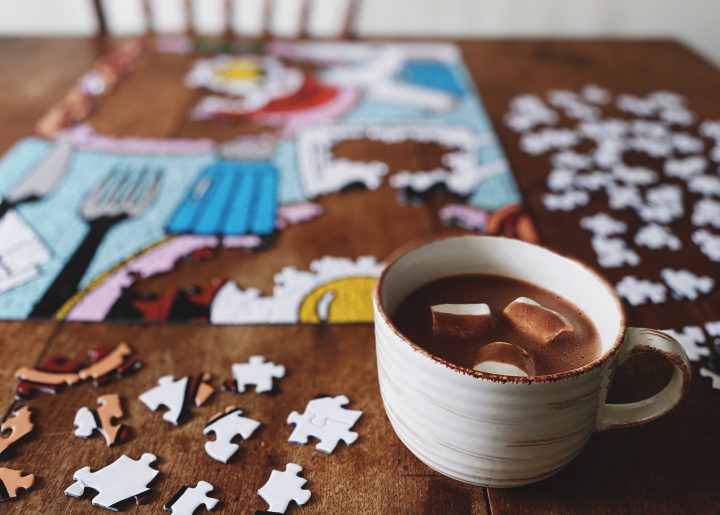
[1,37,719,514]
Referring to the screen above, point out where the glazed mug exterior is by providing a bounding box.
[374,235,691,487]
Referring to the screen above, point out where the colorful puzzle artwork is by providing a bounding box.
[0,40,530,324]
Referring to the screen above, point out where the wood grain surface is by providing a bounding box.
[0,37,719,514]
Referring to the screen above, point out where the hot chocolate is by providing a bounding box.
[391,273,602,376]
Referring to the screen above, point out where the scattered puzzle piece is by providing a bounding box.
[579,213,627,236]
[80,342,142,387]
[615,276,667,306]
[225,356,285,394]
[14,343,140,398]
[65,453,159,511]
[14,354,83,399]
[302,395,363,427]
[203,406,261,463]
[257,463,311,514]
[660,268,715,300]
[662,326,709,362]
[0,406,34,457]
[74,393,130,447]
[287,396,361,453]
[592,236,640,268]
[0,467,35,502]
[700,368,720,390]
[634,224,681,250]
[164,480,219,515]
[139,372,214,425]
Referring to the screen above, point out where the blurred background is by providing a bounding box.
[0,0,719,65]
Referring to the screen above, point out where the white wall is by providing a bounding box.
[0,0,718,65]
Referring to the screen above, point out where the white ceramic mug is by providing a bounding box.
[374,235,691,487]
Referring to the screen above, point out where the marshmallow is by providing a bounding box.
[472,342,536,377]
[502,297,573,344]
[431,303,493,342]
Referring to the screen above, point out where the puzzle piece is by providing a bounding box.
[80,342,142,387]
[615,276,667,306]
[14,354,83,399]
[164,480,219,515]
[65,453,159,511]
[203,406,261,463]
[257,463,311,514]
[579,213,627,237]
[14,343,140,398]
[0,467,35,502]
[0,406,34,457]
[700,368,720,390]
[662,326,709,362]
[226,356,285,394]
[634,224,681,250]
[302,395,363,427]
[139,372,214,425]
[74,393,130,447]
[660,268,715,300]
[693,198,720,229]
[592,237,640,268]
[287,396,361,454]
[542,190,589,211]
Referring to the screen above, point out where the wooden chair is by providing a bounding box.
[92,0,360,39]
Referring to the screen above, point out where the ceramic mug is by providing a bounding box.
[373,235,691,487]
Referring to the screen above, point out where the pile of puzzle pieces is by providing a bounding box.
[2,350,363,513]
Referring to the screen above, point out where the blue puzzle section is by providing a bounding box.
[400,60,466,97]
[168,161,278,236]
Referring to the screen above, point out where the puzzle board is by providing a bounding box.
[0,39,533,324]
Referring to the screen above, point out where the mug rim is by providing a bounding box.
[374,234,627,384]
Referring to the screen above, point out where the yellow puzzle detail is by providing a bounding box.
[299,276,377,323]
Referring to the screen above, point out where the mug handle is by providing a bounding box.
[596,327,691,431]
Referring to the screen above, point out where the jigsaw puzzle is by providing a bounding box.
[164,480,219,515]
[0,40,529,325]
[65,453,159,511]
[0,467,35,502]
[139,372,214,425]
[203,406,261,463]
[0,406,34,457]
[74,393,130,447]
[14,342,140,398]
[287,395,362,453]
[257,463,311,514]
[224,356,285,394]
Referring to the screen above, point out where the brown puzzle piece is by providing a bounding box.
[79,342,132,382]
[0,407,34,456]
[0,467,35,501]
[96,394,125,446]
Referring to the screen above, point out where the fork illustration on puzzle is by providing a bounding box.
[31,166,162,318]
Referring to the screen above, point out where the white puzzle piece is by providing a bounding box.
[139,373,213,425]
[139,375,189,425]
[287,395,361,453]
[65,453,159,511]
[662,326,709,362]
[660,268,715,300]
[634,224,682,250]
[700,368,720,390]
[203,406,261,464]
[692,230,720,262]
[692,198,720,229]
[164,480,219,515]
[579,213,627,237]
[302,395,362,427]
[592,237,640,268]
[257,463,311,514]
[542,190,589,212]
[615,276,667,306]
[230,356,285,394]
